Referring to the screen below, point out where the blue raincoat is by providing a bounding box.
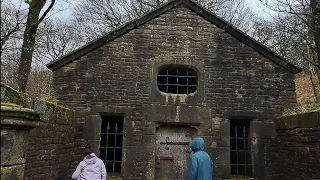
[187,138,213,180]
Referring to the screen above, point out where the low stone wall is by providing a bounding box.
[276,111,320,180]
[1,106,39,180]
[265,110,320,180]
[1,83,75,180]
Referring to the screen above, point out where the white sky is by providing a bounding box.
[9,0,274,20]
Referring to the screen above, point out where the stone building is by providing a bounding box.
[47,0,301,179]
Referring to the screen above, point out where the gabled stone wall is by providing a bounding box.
[51,5,297,180]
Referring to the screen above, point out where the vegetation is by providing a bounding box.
[281,100,320,117]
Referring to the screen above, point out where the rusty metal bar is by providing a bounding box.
[112,123,118,174]
[243,126,247,176]
[235,125,239,175]
[157,68,197,94]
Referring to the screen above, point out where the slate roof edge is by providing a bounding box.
[46,0,302,74]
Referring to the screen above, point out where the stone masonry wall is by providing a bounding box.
[1,83,75,180]
[265,110,320,180]
[276,111,320,180]
[52,5,297,180]
[24,105,74,180]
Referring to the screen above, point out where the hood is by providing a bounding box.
[189,137,205,153]
[83,153,97,165]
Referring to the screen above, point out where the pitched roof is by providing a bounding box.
[47,0,302,74]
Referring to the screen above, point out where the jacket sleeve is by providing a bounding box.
[101,161,107,180]
[72,161,84,179]
[187,155,198,180]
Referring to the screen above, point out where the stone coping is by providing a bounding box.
[1,106,39,130]
[275,110,320,130]
[1,82,73,125]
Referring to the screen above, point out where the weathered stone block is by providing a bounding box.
[1,106,39,180]
[84,115,101,140]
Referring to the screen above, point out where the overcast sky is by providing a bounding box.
[10,0,274,20]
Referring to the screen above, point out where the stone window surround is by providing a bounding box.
[150,56,205,103]
[223,111,267,179]
[157,66,198,94]
[84,106,130,157]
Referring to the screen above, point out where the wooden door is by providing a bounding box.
[155,125,196,180]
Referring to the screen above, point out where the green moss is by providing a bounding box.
[265,62,275,70]
[1,165,25,180]
[246,70,257,77]
[1,82,27,107]
[1,82,71,112]
[181,49,192,61]
[41,99,71,111]
[0,102,22,107]
[235,57,242,63]
[280,100,320,117]
[241,69,258,77]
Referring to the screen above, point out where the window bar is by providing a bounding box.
[176,69,179,94]
[105,122,110,163]
[187,71,189,94]
[235,125,239,175]
[243,126,247,176]
[166,70,169,93]
[112,123,118,174]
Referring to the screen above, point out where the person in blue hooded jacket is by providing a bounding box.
[187,137,213,180]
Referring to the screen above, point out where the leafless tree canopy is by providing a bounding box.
[253,0,319,69]
[252,0,320,100]
[72,0,257,43]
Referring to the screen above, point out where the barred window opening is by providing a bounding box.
[230,119,252,177]
[99,116,124,175]
[157,66,197,94]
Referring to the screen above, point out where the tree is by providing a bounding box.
[34,19,83,63]
[1,1,26,88]
[255,0,320,70]
[0,0,26,55]
[17,0,55,92]
[71,0,257,43]
[253,0,320,100]
[311,0,320,68]
[1,0,79,98]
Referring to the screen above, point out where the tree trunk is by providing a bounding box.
[311,0,320,70]
[17,1,46,92]
[309,71,319,100]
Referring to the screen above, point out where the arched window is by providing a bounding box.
[157,66,197,94]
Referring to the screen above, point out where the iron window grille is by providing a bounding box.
[230,119,252,177]
[157,66,197,94]
[99,116,124,175]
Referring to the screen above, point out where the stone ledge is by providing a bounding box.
[1,106,39,130]
[275,110,320,130]
[1,83,73,125]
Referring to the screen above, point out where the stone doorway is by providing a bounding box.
[155,125,196,180]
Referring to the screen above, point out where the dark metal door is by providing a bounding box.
[155,125,196,180]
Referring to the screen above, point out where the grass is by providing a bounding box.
[281,100,320,117]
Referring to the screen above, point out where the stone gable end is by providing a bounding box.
[52,4,297,180]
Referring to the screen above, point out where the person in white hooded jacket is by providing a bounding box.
[72,148,107,180]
